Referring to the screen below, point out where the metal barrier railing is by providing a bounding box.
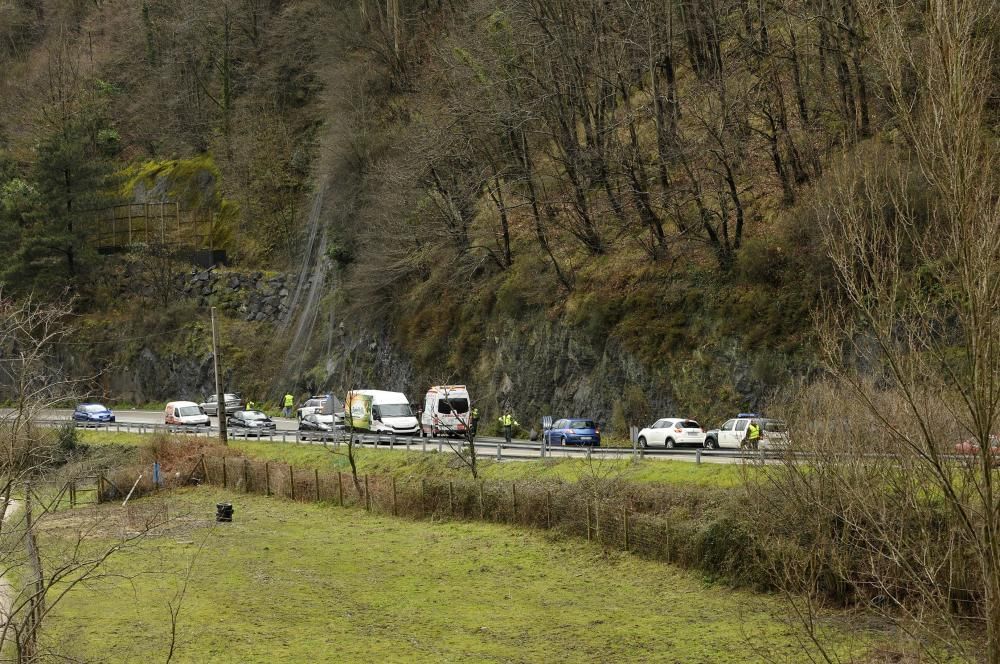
[33,418,780,462]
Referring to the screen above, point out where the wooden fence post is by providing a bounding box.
[221,457,227,488]
[289,465,295,500]
[337,471,344,507]
[511,482,517,523]
[665,521,672,562]
[364,475,370,511]
[391,476,397,516]
[314,469,320,502]
[594,501,600,542]
[623,506,630,552]
[586,501,592,541]
[265,462,271,496]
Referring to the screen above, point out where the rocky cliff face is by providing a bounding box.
[181,267,294,323]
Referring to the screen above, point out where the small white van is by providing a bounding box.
[346,390,419,435]
[421,385,471,437]
[164,401,210,427]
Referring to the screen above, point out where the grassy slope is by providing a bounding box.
[42,489,865,663]
[76,430,747,487]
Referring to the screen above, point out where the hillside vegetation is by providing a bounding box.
[0,1,995,426]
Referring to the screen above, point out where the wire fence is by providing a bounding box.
[172,454,755,579]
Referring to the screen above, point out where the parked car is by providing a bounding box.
[72,403,115,425]
[299,413,338,439]
[704,414,787,450]
[543,418,601,447]
[164,401,210,427]
[954,434,1000,457]
[636,418,705,449]
[199,393,243,416]
[758,419,790,449]
[227,410,277,435]
[297,395,345,425]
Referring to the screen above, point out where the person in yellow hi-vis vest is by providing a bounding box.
[745,420,761,450]
[283,393,294,418]
[498,409,519,444]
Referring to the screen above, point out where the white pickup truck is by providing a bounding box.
[704,414,788,449]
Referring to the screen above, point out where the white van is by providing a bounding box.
[345,390,419,435]
[421,385,471,437]
[164,401,210,427]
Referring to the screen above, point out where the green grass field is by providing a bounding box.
[40,489,869,663]
[75,430,748,487]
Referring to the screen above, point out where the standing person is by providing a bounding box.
[746,419,761,450]
[246,399,256,412]
[283,392,294,418]
[470,406,480,438]
[498,409,519,444]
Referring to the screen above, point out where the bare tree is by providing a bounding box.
[750,1,1000,659]
[0,292,173,661]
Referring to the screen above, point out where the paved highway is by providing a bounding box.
[26,409,764,464]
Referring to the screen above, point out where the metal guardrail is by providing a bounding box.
[35,418,782,462]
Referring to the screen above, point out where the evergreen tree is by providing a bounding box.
[3,102,119,293]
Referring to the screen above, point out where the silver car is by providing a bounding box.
[199,393,243,416]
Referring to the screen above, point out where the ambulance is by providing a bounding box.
[420,385,471,437]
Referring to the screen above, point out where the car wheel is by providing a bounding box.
[665,438,675,449]
[638,436,647,449]
[705,437,717,450]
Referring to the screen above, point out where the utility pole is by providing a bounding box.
[211,307,228,446]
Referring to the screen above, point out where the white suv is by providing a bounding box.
[704,415,787,449]
[636,418,705,449]
[297,395,345,425]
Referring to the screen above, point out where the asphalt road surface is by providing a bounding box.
[21,409,761,464]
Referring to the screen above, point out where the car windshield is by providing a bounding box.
[762,420,787,432]
[178,406,202,417]
[569,420,595,429]
[242,411,268,420]
[438,398,469,415]
[379,404,413,418]
[81,404,107,413]
[680,420,700,429]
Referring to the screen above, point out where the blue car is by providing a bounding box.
[543,418,601,447]
[72,403,116,424]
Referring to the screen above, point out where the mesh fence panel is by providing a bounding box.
[186,455,740,571]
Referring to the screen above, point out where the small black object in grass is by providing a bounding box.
[216,502,234,522]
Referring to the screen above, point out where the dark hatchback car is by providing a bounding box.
[543,418,601,447]
[226,410,277,436]
[72,403,115,424]
[298,413,338,439]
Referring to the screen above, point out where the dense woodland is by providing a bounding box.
[0,0,995,417]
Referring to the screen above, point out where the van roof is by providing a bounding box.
[426,385,468,394]
[166,401,199,408]
[349,390,410,402]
